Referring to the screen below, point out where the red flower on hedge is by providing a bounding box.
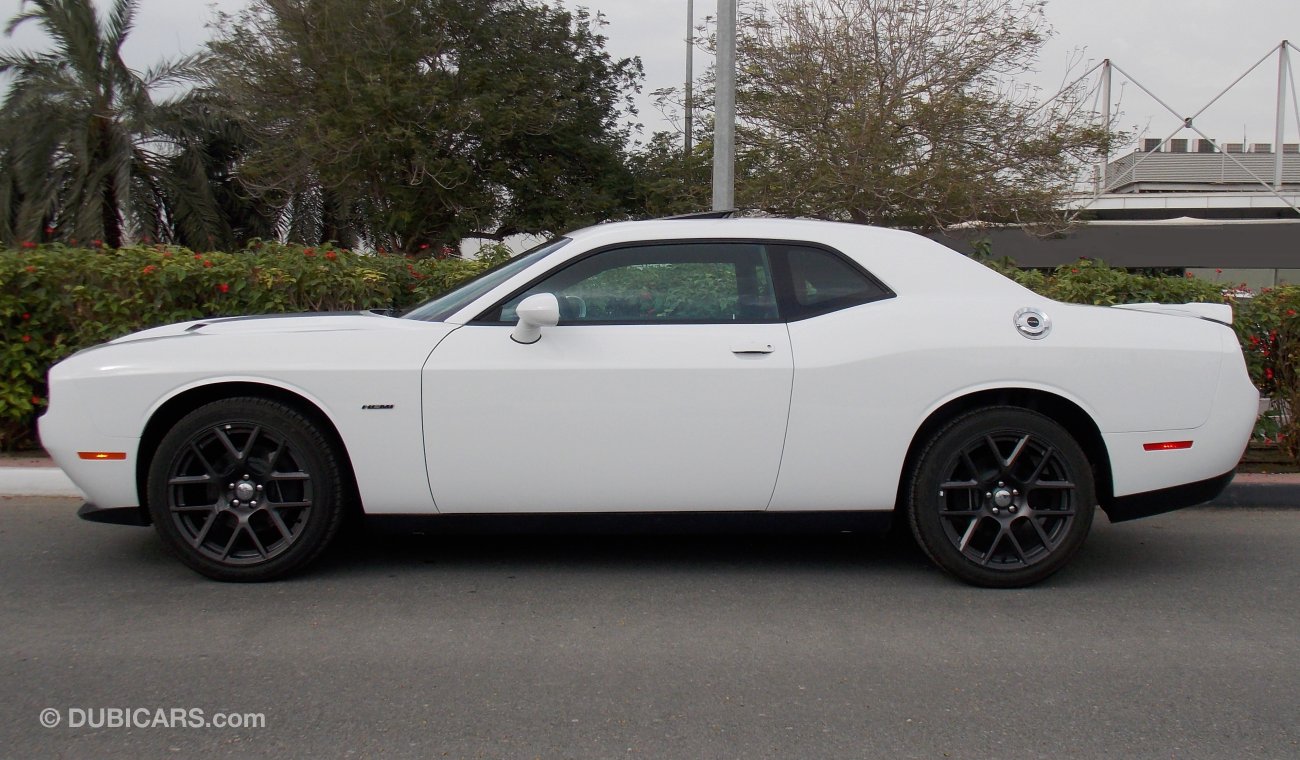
[31,396,42,405]
[24,265,36,273]
[21,335,31,343]
[92,239,102,247]
[142,265,158,275]
[22,313,30,320]
[194,253,202,260]
[304,248,316,257]
[1288,309,1297,317]
[44,225,55,235]
[1266,368,1274,381]
[20,241,35,249]
[325,251,337,261]
[202,260,213,268]
[217,283,230,293]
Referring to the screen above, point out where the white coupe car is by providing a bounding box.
[39,216,1260,586]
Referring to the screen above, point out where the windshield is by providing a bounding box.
[401,238,570,322]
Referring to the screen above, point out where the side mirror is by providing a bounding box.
[511,293,560,344]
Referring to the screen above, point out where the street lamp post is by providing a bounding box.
[712,0,736,211]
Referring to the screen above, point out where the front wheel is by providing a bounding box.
[907,407,1096,588]
[146,397,348,581]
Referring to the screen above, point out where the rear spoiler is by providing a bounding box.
[1110,302,1233,326]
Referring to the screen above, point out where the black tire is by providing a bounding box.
[907,406,1095,588]
[146,397,348,582]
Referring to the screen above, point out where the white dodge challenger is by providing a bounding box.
[39,217,1260,586]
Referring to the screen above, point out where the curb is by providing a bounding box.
[0,466,1296,507]
[1208,482,1300,508]
[0,467,83,498]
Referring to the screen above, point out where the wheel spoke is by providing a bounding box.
[168,474,211,486]
[268,471,309,482]
[1002,434,1030,471]
[245,524,268,558]
[942,509,982,516]
[191,511,219,548]
[960,451,981,482]
[270,500,311,509]
[940,480,979,490]
[1005,527,1028,564]
[214,428,242,462]
[1030,480,1075,490]
[189,443,220,478]
[980,525,1010,566]
[1030,515,1054,547]
[219,526,241,559]
[266,509,294,542]
[1024,445,1056,487]
[958,517,981,552]
[240,426,262,461]
[172,503,218,513]
[266,439,287,472]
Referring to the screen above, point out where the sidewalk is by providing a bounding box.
[2,453,1297,506]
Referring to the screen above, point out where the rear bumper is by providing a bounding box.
[1101,469,1235,523]
[77,502,150,526]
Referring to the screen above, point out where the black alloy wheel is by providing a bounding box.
[147,397,347,581]
[908,406,1096,588]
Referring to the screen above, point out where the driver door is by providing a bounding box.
[421,241,793,513]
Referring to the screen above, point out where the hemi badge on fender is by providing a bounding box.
[78,451,127,460]
[361,404,395,410]
[1143,441,1193,452]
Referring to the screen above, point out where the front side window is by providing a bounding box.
[484,243,779,324]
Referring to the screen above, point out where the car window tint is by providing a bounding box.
[496,243,779,324]
[785,245,889,316]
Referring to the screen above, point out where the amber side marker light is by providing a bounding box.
[1143,441,1193,452]
[77,451,126,460]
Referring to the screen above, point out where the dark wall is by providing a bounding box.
[930,222,1300,268]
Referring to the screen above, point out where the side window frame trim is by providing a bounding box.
[469,237,895,325]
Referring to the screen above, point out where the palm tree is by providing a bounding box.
[0,0,234,247]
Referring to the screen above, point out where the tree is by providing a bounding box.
[0,0,233,247]
[207,0,643,252]
[643,0,1109,229]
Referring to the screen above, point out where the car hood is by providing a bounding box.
[109,311,405,344]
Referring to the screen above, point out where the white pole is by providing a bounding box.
[1276,41,1289,190]
[1100,59,1111,193]
[685,0,694,156]
[712,0,736,210]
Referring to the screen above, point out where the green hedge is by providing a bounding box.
[1,242,497,448]
[2,245,1298,461]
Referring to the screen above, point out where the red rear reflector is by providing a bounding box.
[77,451,127,460]
[1143,441,1193,451]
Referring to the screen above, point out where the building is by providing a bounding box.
[932,139,1300,288]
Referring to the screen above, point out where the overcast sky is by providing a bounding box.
[3,0,1299,154]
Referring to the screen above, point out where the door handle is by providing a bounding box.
[731,342,775,355]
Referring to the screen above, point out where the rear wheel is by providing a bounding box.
[907,407,1095,588]
[146,397,347,581]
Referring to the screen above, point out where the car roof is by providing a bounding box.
[562,218,1027,298]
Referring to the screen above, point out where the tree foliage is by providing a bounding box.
[640,0,1111,228]
[0,0,238,248]
[206,0,643,252]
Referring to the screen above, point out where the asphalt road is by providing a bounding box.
[1,498,1297,760]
